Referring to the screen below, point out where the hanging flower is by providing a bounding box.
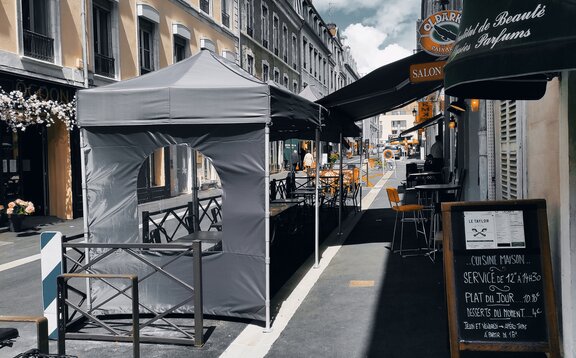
[6,198,35,216]
[0,87,77,132]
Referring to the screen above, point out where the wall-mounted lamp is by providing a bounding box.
[412,108,417,117]
[470,99,480,112]
[448,115,457,129]
[448,98,467,114]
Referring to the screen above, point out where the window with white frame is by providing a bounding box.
[293,81,298,93]
[173,35,187,63]
[282,25,288,63]
[246,54,254,75]
[273,68,279,83]
[172,23,191,63]
[139,17,156,74]
[93,0,115,77]
[200,0,211,15]
[273,15,279,56]
[262,63,269,82]
[291,34,297,69]
[21,0,55,62]
[302,37,308,70]
[261,5,269,49]
[245,0,253,36]
[283,75,289,88]
[221,0,230,28]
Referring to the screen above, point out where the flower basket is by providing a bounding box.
[5,199,35,232]
[9,215,24,232]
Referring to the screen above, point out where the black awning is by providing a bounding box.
[444,0,576,100]
[317,51,443,123]
[400,113,444,137]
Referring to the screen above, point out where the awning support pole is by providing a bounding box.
[359,137,363,212]
[191,149,200,232]
[314,128,320,268]
[79,129,92,310]
[264,126,271,332]
[338,132,344,235]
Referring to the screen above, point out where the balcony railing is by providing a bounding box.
[222,12,230,28]
[23,30,54,62]
[95,53,115,78]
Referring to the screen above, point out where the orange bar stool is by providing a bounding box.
[386,187,428,256]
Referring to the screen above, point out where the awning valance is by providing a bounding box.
[317,51,443,123]
[444,0,576,100]
[400,113,444,137]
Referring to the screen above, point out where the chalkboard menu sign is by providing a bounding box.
[441,200,559,357]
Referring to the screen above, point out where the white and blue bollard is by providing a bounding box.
[40,231,63,339]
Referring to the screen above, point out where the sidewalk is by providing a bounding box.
[2,161,547,357]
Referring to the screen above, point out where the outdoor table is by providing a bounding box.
[269,202,300,244]
[175,231,222,243]
[292,188,316,205]
[414,183,462,250]
[171,231,223,253]
[271,197,305,205]
[407,171,442,187]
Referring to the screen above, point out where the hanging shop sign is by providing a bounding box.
[417,101,433,122]
[410,61,447,83]
[444,1,576,100]
[418,10,462,57]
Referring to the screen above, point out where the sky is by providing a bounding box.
[313,0,421,76]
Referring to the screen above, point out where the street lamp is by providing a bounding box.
[412,107,418,125]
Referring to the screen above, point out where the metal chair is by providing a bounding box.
[386,187,428,257]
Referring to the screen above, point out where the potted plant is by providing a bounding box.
[6,199,35,232]
[328,152,339,168]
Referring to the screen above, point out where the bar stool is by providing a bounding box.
[386,187,428,257]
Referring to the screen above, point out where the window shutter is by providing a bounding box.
[498,100,523,200]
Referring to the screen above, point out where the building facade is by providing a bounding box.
[238,0,360,170]
[0,0,238,219]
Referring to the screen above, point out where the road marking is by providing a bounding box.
[221,174,390,358]
[349,280,375,287]
[0,241,12,247]
[0,254,41,273]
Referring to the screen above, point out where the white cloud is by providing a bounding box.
[342,24,411,75]
[313,0,421,74]
[313,0,382,11]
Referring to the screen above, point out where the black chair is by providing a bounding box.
[0,327,18,349]
[270,179,278,201]
[209,206,222,231]
[347,182,361,212]
[149,226,170,243]
[405,163,419,188]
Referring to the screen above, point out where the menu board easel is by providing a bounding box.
[441,199,560,357]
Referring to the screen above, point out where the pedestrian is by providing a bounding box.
[429,135,444,171]
[430,134,443,159]
[290,150,300,171]
[303,151,313,172]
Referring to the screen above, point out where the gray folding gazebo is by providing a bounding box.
[77,50,324,328]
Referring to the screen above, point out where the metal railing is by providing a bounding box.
[23,29,54,62]
[141,195,222,243]
[95,53,115,78]
[59,240,205,354]
[0,316,49,354]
